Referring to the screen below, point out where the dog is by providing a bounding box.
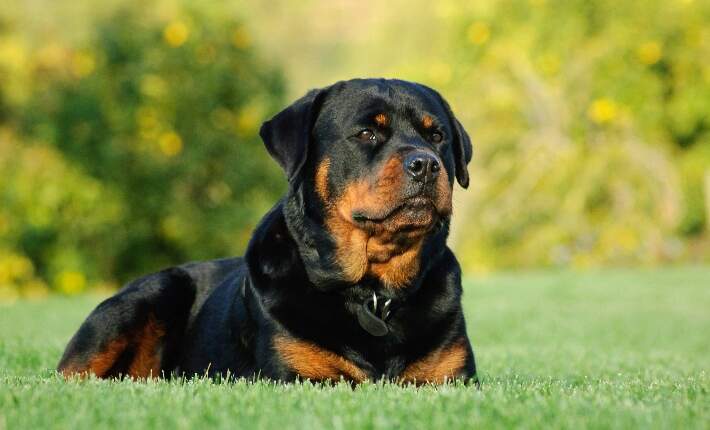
[57,78,476,384]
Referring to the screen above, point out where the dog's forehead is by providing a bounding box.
[321,79,446,120]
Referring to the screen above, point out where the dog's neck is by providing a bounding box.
[244,193,456,341]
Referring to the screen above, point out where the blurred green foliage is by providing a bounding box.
[0,0,708,296]
[1,1,286,296]
[435,0,710,271]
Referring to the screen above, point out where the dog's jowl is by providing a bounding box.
[58,78,477,384]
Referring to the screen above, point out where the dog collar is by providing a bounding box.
[244,274,395,338]
[356,292,393,337]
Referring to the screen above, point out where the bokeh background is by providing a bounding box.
[0,0,708,300]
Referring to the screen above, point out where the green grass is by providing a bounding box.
[1,266,709,429]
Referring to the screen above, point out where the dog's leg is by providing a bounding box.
[57,268,196,379]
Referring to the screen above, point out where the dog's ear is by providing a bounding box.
[428,89,473,188]
[260,88,328,183]
[449,114,473,188]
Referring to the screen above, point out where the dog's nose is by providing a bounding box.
[404,153,440,183]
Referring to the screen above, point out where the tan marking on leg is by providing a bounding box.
[59,315,165,379]
[273,335,368,382]
[400,338,468,384]
[127,315,165,378]
[59,337,129,378]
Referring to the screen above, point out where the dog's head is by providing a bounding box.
[260,79,472,288]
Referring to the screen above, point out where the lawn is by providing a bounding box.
[1,266,708,429]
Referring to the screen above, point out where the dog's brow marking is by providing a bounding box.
[422,115,434,129]
[374,113,388,126]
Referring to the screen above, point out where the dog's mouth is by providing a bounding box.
[352,196,431,222]
[350,195,444,233]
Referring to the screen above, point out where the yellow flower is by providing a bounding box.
[637,41,662,66]
[163,21,189,47]
[232,27,251,49]
[8,255,33,280]
[0,37,27,70]
[71,51,96,78]
[57,271,86,295]
[159,131,183,157]
[466,22,490,46]
[0,253,33,283]
[0,263,9,285]
[236,105,261,136]
[587,98,618,124]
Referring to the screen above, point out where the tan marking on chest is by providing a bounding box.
[400,338,468,384]
[273,335,368,382]
[368,242,423,288]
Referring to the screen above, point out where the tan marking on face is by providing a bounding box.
[326,156,411,286]
[326,215,369,282]
[273,334,368,382]
[322,156,453,288]
[315,158,331,202]
[374,113,388,127]
[422,115,434,129]
[435,163,453,215]
[400,338,468,384]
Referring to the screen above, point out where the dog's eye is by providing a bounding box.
[357,129,377,143]
[431,132,443,143]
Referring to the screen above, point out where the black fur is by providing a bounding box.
[58,78,477,383]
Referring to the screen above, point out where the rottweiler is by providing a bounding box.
[58,78,476,384]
